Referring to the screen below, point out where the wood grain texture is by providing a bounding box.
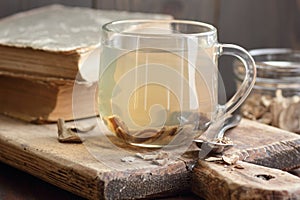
[192,119,300,199]
[0,115,191,200]
[0,162,202,200]
[192,161,300,200]
[0,162,85,200]
[0,115,300,199]
[223,119,300,170]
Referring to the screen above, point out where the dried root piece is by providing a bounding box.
[57,119,82,143]
[241,93,268,120]
[204,156,223,162]
[242,89,300,133]
[204,154,243,169]
[70,124,96,133]
[107,115,129,133]
[279,102,300,134]
[120,156,136,163]
[152,158,168,166]
[258,112,272,124]
[105,112,210,146]
[234,164,244,169]
[222,154,239,165]
[213,136,233,145]
[261,95,273,107]
[105,115,184,145]
[135,151,170,166]
[106,116,153,143]
[270,91,286,127]
[135,153,159,161]
[137,126,179,145]
[135,151,169,161]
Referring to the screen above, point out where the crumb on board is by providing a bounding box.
[135,151,170,166]
[204,154,243,169]
[121,156,136,163]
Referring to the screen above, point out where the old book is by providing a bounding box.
[0,5,172,123]
[0,72,97,123]
[0,5,172,82]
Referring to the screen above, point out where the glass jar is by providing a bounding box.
[234,48,300,134]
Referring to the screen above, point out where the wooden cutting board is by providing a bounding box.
[191,119,300,199]
[0,115,300,200]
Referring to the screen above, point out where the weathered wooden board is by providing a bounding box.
[0,115,300,200]
[0,115,191,200]
[192,161,300,200]
[222,119,300,170]
[191,119,300,200]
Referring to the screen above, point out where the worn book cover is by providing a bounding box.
[0,5,172,123]
[0,71,97,123]
[0,4,172,81]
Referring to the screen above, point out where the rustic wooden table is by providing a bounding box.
[0,161,85,200]
[1,115,300,199]
[0,162,200,200]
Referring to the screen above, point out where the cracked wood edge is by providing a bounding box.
[191,119,300,199]
[221,118,300,171]
[0,139,103,199]
[0,136,104,200]
[227,138,300,171]
[0,136,192,200]
[192,160,300,200]
[101,162,192,200]
[0,113,192,200]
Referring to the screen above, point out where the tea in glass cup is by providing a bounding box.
[98,20,256,148]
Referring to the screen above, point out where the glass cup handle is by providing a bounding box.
[218,43,257,115]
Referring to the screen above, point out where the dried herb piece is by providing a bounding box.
[135,151,169,161]
[279,102,300,134]
[212,136,233,145]
[242,89,300,133]
[135,151,170,166]
[204,154,243,170]
[135,153,159,161]
[107,115,129,133]
[120,156,136,163]
[57,118,82,143]
[152,158,168,166]
[104,111,209,148]
[105,115,178,145]
[70,124,96,133]
[222,154,239,165]
[204,156,223,162]
[104,114,207,147]
[234,164,244,169]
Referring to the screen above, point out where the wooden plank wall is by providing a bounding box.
[0,0,299,96]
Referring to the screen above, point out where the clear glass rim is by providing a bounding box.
[234,48,300,81]
[249,48,295,56]
[102,19,217,38]
[249,48,300,71]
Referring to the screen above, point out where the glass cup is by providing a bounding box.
[98,19,256,148]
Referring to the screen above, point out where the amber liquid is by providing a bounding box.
[98,47,217,147]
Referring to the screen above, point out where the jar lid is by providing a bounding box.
[234,48,300,84]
